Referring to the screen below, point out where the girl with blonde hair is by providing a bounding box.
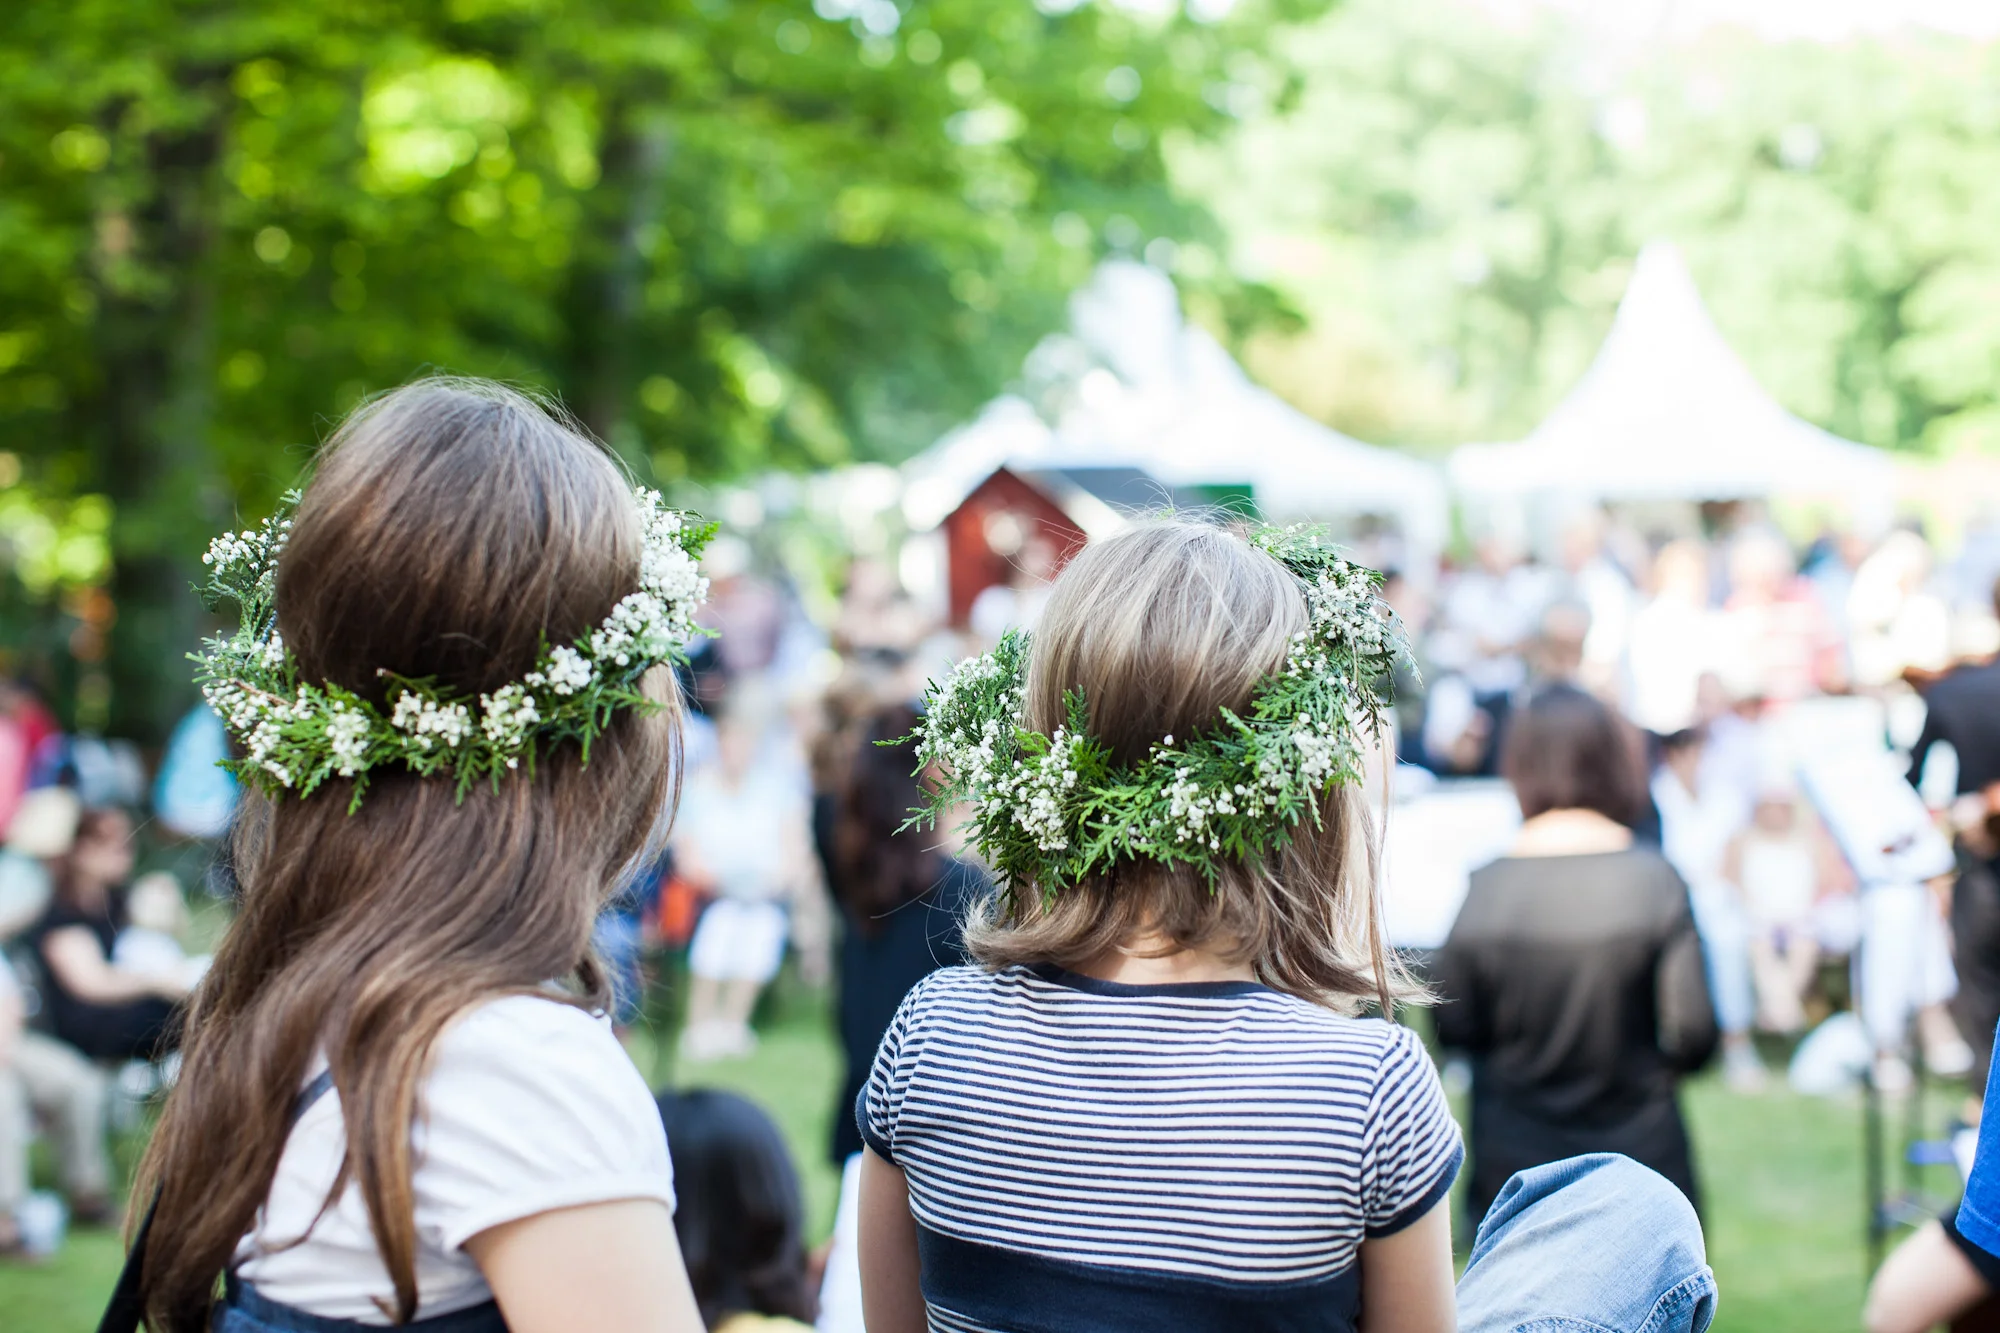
[857,519,1718,1333]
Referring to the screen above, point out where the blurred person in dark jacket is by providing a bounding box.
[813,703,986,1165]
[1435,684,1717,1226]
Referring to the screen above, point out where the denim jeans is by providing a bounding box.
[1459,1154,1718,1333]
[213,1278,508,1332]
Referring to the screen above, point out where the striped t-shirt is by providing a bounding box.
[857,964,1462,1333]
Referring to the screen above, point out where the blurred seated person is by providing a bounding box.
[1434,684,1717,1225]
[0,787,79,941]
[659,1088,816,1332]
[0,949,112,1254]
[26,806,191,1062]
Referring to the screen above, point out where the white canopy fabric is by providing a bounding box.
[903,261,1449,568]
[1450,242,1894,506]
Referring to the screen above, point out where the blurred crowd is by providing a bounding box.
[10,504,2000,1325]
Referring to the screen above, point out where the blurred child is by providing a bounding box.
[675,698,821,1060]
[659,1088,815,1332]
[1725,785,1822,1034]
[111,872,209,991]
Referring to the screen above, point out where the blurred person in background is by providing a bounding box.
[0,948,113,1254]
[676,694,825,1060]
[968,532,1060,647]
[660,1088,816,1333]
[1627,540,1721,738]
[1554,513,1635,699]
[1424,535,1546,703]
[832,558,927,667]
[1719,528,1845,706]
[1420,598,1591,778]
[1849,530,1951,691]
[816,703,983,1166]
[26,806,191,1062]
[0,786,78,942]
[1435,684,1717,1224]
[1722,782,1834,1038]
[1652,729,1762,1091]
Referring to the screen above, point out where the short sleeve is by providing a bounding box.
[1359,1024,1463,1238]
[855,978,929,1164]
[413,996,676,1251]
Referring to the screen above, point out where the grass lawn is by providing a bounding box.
[0,980,1956,1332]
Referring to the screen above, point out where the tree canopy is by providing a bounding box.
[0,0,1320,738]
[1195,0,2000,460]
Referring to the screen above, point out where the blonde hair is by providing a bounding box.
[963,519,1415,1013]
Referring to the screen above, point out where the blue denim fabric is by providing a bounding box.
[1458,1154,1718,1333]
[1958,1023,2000,1257]
[212,1278,508,1333]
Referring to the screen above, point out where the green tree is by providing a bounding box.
[1196,0,2000,461]
[0,0,1322,739]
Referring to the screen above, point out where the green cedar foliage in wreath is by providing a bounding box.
[901,525,1406,896]
[192,489,715,808]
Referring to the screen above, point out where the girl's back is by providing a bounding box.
[862,963,1459,1332]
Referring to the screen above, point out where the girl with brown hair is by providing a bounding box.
[855,520,1719,1333]
[123,379,709,1333]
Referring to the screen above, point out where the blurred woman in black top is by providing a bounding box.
[1434,684,1717,1225]
[27,806,191,1061]
[813,701,985,1164]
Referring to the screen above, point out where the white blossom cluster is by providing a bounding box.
[201,512,293,598]
[193,485,713,801]
[478,684,543,765]
[389,692,473,752]
[990,728,1083,853]
[906,526,1404,891]
[326,702,371,777]
[542,645,594,695]
[913,648,1026,790]
[199,677,309,789]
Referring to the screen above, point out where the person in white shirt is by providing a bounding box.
[123,380,706,1333]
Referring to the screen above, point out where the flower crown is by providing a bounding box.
[902,525,1405,894]
[193,487,715,807]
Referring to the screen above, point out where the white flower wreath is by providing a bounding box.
[193,488,714,806]
[900,524,1407,894]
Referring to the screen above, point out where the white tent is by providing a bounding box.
[903,261,1450,572]
[1450,242,1894,510]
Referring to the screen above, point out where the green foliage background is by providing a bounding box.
[8,0,2000,743]
[0,0,1318,739]
[1196,0,2000,459]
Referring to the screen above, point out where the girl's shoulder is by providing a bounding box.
[428,994,659,1129]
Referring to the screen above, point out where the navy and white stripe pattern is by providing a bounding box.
[858,964,1462,1333]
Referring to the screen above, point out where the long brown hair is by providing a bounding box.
[964,520,1414,1014]
[827,703,943,936]
[135,379,682,1329]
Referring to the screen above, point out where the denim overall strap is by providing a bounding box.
[209,1066,509,1332]
[99,1070,345,1333]
[214,1276,508,1333]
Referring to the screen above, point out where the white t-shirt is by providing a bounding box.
[233,995,675,1323]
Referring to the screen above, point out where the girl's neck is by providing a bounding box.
[1073,934,1255,987]
[1511,807,1633,857]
